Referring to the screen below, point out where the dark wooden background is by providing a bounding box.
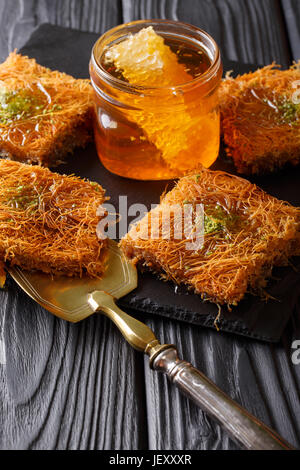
[0,0,300,450]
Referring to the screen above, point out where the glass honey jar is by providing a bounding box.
[90,19,222,180]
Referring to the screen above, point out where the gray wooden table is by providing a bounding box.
[0,0,300,451]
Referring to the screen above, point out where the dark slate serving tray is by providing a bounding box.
[18,23,300,342]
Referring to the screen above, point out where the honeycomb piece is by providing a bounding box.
[105,26,191,87]
[105,27,217,172]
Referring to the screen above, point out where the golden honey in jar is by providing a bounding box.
[90,20,222,180]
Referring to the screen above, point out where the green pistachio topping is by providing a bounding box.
[262,95,299,125]
[204,204,240,235]
[5,184,40,210]
[276,100,299,124]
[0,88,43,124]
[0,87,62,126]
[204,214,223,234]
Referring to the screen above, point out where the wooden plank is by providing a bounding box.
[122,0,291,66]
[281,0,300,60]
[143,310,300,450]
[0,279,147,450]
[43,0,123,33]
[0,0,148,451]
[123,0,300,450]
[0,0,123,62]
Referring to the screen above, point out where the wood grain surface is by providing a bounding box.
[0,0,300,451]
[281,0,300,60]
[122,0,291,65]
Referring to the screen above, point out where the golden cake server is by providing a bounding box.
[8,240,294,450]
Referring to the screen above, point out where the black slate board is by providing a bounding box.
[19,23,300,342]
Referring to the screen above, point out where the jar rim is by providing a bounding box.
[90,19,222,93]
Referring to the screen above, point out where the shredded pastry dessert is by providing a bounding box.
[0,52,94,166]
[121,166,300,305]
[219,62,300,174]
[0,160,108,280]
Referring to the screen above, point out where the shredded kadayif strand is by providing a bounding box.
[219,62,300,174]
[0,160,108,279]
[0,52,94,166]
[121,167,300,306]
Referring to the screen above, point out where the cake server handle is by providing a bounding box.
[149,345,294,450]
[87,292,294,450]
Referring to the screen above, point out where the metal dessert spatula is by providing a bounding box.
[8,240,294,450]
